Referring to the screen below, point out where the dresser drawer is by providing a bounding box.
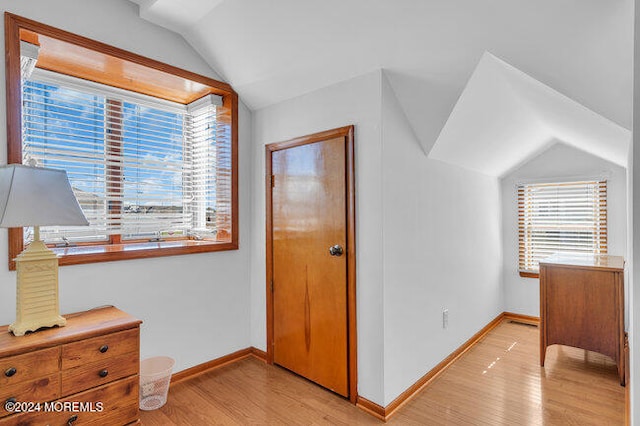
[62,353,138,396]
[0,346,59,387]
[0,375,138,426]
[0,406,68,426]
[73,375,139,426]
[61,328,139,370]
[0,373,60,418]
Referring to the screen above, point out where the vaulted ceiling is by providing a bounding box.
[429,53,630,177]
[129,0,632,173]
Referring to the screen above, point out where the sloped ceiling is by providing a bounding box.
[129,0,632,173]
[129,0,224,33]
[429,53,630,177]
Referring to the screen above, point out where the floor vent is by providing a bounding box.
[508,320,538,328]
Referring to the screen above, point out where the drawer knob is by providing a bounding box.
[5,397,16,405]
[98,369,109,378]
[67,414,78,425]
[99,344,109,353]
[4,367,16,377]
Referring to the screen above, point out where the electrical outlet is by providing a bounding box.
[443,309,449,329]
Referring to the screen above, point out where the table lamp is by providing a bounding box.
[0,165,89,336]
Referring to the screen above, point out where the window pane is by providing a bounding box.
[213,113,232,241]
[22,80,108,244]
[119,102,188,240]
[187,102,228,240]
[518,181,607,273]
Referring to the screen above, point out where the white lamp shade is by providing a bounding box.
[0,165,89,228]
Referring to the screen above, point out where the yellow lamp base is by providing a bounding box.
[9,239,66,336]
[9,316,66,337]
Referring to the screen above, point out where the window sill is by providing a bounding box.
[46,239,238,267]
[519,271,540,279]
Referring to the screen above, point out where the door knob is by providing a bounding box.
[329,245,344,256]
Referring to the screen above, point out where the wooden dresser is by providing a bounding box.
[0,306,141,425]
[539,254,625,385]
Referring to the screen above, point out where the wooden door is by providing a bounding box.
[266,126,356,400]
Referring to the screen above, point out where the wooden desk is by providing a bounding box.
[539,254,625,385]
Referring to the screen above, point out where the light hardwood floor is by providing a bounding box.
[140,321,624,425]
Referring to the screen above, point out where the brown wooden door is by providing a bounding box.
[270,133,350,397]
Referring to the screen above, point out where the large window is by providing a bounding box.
[518,180,607,276]
[22,71,229,245]
[6,13,238,269]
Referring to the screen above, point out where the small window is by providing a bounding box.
[518,180,607,276]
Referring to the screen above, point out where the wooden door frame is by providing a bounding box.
[265,125,357,403]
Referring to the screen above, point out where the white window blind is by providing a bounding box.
[21,71,229,246]
[518,180,607,274]
[118,101,188,240]
[22,80,108,243]
[186,97,232,240]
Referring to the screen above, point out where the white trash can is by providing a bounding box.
[139,356,175,411]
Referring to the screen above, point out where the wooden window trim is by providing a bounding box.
[5,13,239,270]
[106,99,124,246]
[53,240,238,267]
[519,271,539,279]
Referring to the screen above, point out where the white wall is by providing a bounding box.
[381,73,503,404]
[250,70,505,406]
[0,0,252,374]
[627,133,635,425]
[632,1,640,423]
[251,71,386,404]
[501,143,628,319]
